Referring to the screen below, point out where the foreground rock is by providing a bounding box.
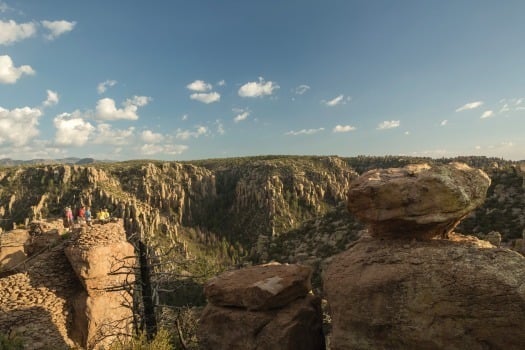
[204,263,312,310]
[347,163,491,238]
[324,233,525,349]
[64,220,135,349]
[199,263,325,350]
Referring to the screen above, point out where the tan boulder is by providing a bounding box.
[64,221,135,349]
[324,233,525,350]
[347,163,491,238]
[0,229,29,270]
[198,294,325,350]
[204,263,312,310]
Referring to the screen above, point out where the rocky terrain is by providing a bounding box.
[0,155,524,348]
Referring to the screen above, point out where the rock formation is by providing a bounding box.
[64,220,136,349]
[0,219,136,349]
[347,162,491,238]
[325,162,525,349]
[198,263,325,350]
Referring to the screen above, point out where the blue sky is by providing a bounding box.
[1,0,524,161]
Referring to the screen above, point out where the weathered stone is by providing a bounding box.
[324,233,525,350]
[0,229,29,270]
[347,163,491,238]
[64,221,135,292]
[198,294,325,350]
[204,263,312,310]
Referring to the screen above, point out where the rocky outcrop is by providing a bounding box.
[324,233,525,350]
[0,220,80,349]
[198,263,325,350]
[347,163,491,238]
[64,220,135,349]
[0,229,29,270]
[325,162,525,349]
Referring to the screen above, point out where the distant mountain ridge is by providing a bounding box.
[0,157,106,166]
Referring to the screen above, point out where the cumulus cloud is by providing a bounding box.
[323,94,351,107]
[455,101,483,112]
[41,20,76,40]
[43,90,59,107]
[0,20,37,45]
[285,128,324,136]
[0,55,35,84]
[217,80,226,87]
[96,95,151,120]
[294,84,310,95]
[176,126,208,140]
[480,110,494,119]
[238,77,279,97]
[54,111,94,146]
[333,125,356,133]
[93,124,134,145]
[377,120,400,130]
[234,110,249,123]
[190,92,220,104]
[0,106,42,146]
[97,80,117,94]
[141,130,164,143]
[187,80,212,92]
[441,120,448,126]
[140,143,188,156]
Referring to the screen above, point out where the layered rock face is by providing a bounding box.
[347,163,491,238]
[325,162,525,349]
[198,263,325,350]
[64,220,135,349]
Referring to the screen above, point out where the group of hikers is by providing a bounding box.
[63,205,112,229]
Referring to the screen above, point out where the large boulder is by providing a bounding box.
[324,233,525,350]
[204,263,312,310]
[199,295,325,350]
[64,220,135,349]
[199,263,325,350]
[0,229,29,270]
[347,163,491,238]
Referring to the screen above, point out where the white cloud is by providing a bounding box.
[176,126,208,140]
[285,128,324,136]
[43,90,59,107]
[217,80,226,87]
[140,143,188,156]
[333,124,356,133]
[234,111,249,123]
[215,120,225,135]
[53,111,94,146]
[41,20,76,40]
[97,80,117,94]
[96,96,151,120]
[0,55,35,84]
[404,131,410,135]
[141,130,164,143]
[294,84,310,95]
[181,114,188,121]
[93,124,134,145]
[377,120,400,130]
[480,110,494,119]
[455,101,483,112]
[323,94,351,107]
[238,77,279,97]
[190,92,220,104]
[499,104,510,113]
[441,120,448,126]
[187,80,212,92]
[0,20,37,45]
[0,106,42,146]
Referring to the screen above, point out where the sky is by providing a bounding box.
[1,0,525,161]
